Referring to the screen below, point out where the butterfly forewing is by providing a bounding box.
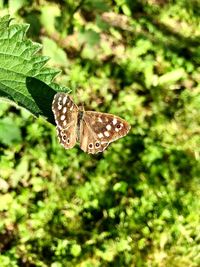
[52,93,78,149]
[79,111,131,154]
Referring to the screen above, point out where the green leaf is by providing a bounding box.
[8,0,26,14]
[113,181,128,193]
[0,193,13,211]
[0,117,22,146]
[122,4,131,16]
[158,68,186,85]
[0,15,69,123]
[40,4,60,34]
[84,0,110,12]
[70,244,81,257]
[79,29,100,46]
[42,37,68,67]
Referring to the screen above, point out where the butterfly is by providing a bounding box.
[52,93,131,154]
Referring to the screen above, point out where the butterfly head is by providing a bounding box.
[78,105,85,112]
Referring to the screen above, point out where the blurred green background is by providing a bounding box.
[0,0,200,266]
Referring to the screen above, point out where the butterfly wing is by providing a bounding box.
[79,111,131,154]
[52,93,78,149]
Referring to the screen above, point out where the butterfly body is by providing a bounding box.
[52,93,130,154]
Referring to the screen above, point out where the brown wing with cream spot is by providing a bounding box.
[52,93,79,149]
[79,111,130,154]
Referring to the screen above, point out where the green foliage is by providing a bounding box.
[0,117,22,146]
[0,15,68,122]
[0,1,200,266]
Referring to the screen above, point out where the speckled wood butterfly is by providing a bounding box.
[52,93,130,154]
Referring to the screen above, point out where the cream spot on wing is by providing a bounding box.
[61,115,65,121]
[58,104,62,110]
[98,133,104,138]
[106,124,111,131]
[58,96,62,102]
[63,121,67,127]
[70,105,73,111]
[98,117,103,122]
[113,118,117,125]
[63,96,67,105]
[115,128,119,132]
[63,107,67,113]
[104,131,110,137]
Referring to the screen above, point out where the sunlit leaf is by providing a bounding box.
[0,15,68,122]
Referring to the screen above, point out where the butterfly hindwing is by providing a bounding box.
[79,118,109,153]
[52,93,78,149]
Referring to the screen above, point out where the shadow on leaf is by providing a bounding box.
[26,77,56,125]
